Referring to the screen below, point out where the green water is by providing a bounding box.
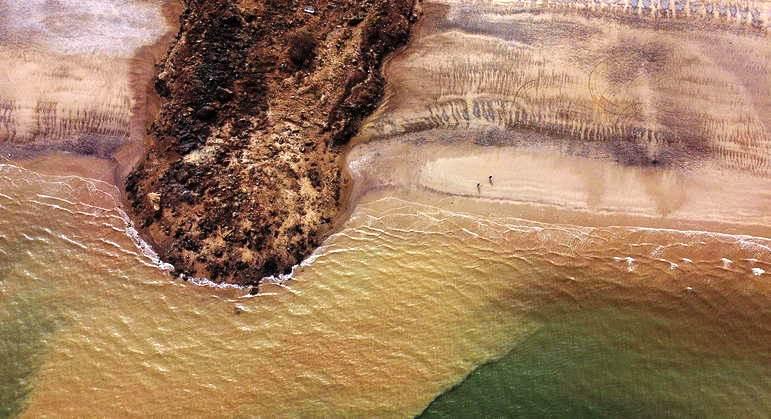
[0,293,58,418]
[0,225,61,418]
[421,305,771,419]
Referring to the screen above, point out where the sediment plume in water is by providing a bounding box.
[2,169,769,415]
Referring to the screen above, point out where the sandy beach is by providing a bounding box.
[347,138,771,237]
[347,0,771,238]
[0,0,180,182]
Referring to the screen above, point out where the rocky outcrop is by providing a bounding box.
[126,0,418,286]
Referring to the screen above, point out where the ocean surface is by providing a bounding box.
[2,0,771,417]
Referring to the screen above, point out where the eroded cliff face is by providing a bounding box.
[126,0,418,285]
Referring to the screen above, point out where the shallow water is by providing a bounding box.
[2,165,769,416]
[421,305,771,418]
[2,0,771,417]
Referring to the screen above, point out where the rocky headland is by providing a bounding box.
[125,0,419,286]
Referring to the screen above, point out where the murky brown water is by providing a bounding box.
[1,0,770,417]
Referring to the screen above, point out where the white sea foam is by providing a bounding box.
[613,256,635,271]
[651,245,664,258]
[183,275,245,290]
[58,233,87,250]
[260,249,325,286]
[118,208,174,272]
[625,257,635,271]
[124,229,331,293]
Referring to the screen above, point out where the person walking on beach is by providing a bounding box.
[476,183,481,194]
[488,175,493,185]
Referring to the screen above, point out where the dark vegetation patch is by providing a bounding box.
[288,30,317,69]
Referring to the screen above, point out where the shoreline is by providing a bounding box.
[354,187,771,241]
[6,0,768,288]
[115,0,184,262]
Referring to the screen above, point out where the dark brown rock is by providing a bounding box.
[195,105,217,121]
[125,0,419,287]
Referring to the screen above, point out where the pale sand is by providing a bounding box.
[419,147,771,225]
[0,0,180,184]
[347,138,771,238]
[345,0,771,238]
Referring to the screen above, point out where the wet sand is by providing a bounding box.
[11,153,118,184]
[0,0,181,183]
[348,0,771,238]
[347,138,771,237]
